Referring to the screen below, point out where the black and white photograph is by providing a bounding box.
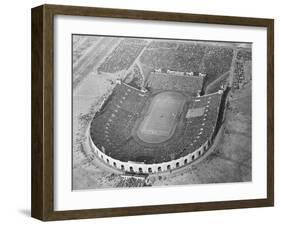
[0,0,277,223]
[72,35,252,190]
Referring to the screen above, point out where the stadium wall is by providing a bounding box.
[89,129,211,174]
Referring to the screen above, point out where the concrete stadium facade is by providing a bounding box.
[88,127,215,174]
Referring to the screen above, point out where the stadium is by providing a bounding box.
[88,39,234,175]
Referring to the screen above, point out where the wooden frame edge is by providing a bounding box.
[31,4,274,221]
[31,4,55,221]
[42,198,272,221]
[42,4,274,26]
[266,18,274,207]
[31,5,44,220]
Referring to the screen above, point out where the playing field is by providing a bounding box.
[136,91,186,143]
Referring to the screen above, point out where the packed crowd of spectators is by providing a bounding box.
[98,38,147,73]
[109,92,222,164]
[146,72,203,94]
[183,93,222,152]
[90,83,148,154]
[140,43,234,89]
[140,43,206,72]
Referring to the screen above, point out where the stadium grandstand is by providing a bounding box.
[89,77,226,174]
[140,43,233,88]
[145,71,204,95]
[88,39,235,175]
[140,43,206,72]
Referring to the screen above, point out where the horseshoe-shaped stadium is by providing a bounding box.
[89,71,228,174]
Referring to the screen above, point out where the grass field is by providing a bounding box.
[136,91,186,143]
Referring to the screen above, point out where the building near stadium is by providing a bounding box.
[89,71,228,174]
